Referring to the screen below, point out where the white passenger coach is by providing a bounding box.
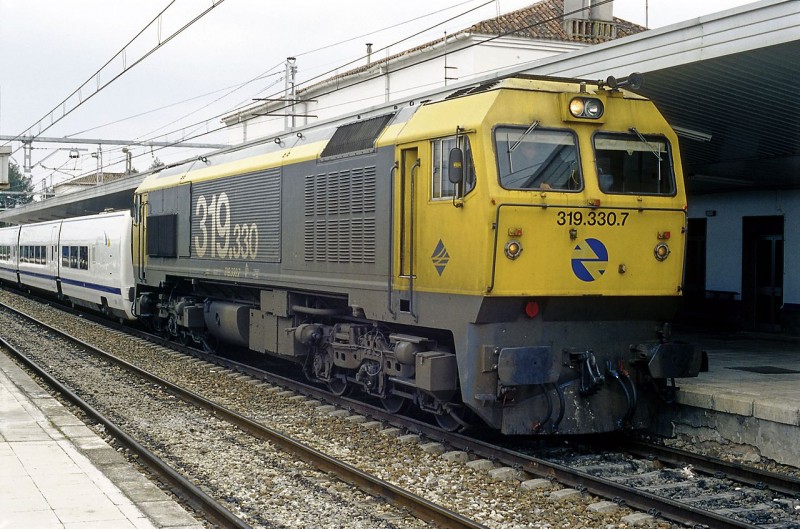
[0,225,20,283]
[0,211,136,320]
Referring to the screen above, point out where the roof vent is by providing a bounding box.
[320,113,395,160]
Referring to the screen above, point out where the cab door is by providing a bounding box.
[392,136,484,320]
[395,145,421,319]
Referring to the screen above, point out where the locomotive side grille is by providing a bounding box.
[190,168,281,263]
[326,173,339,216]
[261,170,281,262]
[303,166,376,264]
[338,172,351,214]
[304,175,316,215]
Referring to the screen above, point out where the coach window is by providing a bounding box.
[79,246,89,270]
[495,127,581,191]
[432,136,476,200]
[70,246,78,268]
[62,247,69,267]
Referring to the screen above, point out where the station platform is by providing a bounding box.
[0,353,203,529]
[663,332,800,468]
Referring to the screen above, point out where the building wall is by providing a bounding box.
[688,189,799,332]
[225,36,585,144]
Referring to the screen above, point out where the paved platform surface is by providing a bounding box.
[0,352,204,529]
[669,332,800,466]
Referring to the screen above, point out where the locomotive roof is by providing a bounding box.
[137,75,645,194]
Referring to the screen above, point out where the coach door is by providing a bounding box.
[49,222,61,295]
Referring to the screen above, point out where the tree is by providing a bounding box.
[148,157,164,171]
[1,162,34,209]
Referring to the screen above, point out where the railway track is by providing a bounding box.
[1,337,247,529]
[2,289,799,528]
[534,440,800,529]
[0,301,482,529]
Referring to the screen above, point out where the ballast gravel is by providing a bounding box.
[0,291,681,528]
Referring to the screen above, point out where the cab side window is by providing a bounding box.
[431,136,476,200]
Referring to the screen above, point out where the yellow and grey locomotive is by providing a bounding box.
[133,75,701,435]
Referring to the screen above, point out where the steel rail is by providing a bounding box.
[113,329,767,529]
[622,439,800,497]
[177,351,767,529]
[0,335,249,529]
[0,302,488,529]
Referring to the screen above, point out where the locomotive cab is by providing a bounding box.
[385,76,701,434]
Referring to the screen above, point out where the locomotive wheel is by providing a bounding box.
[201,336,218,354]
[381,395,408,414]
[328,374,351,396]
[434,407,468,432]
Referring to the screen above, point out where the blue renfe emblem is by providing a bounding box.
[431,240,450,276]
[571,238,608,282]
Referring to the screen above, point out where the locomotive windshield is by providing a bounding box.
[495,127,580,191]
[593,132,676,195]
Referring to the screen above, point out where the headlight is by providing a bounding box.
[654,242,670,261]
[504,240,523,260]
[569,97,604,119]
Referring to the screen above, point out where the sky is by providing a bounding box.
[0,0,759,192]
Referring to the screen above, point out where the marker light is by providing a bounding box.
[654,243,670,261]
[504,240,523,260]
[525,301,540,319]
[569,97,604,119]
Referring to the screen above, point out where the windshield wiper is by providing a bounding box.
[509,120,540,152]
[629,127,663,185]
[628,127,662,161]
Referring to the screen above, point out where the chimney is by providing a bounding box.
[563,0,617,40]
[366,43,373,66]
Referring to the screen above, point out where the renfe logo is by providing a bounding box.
[571,238,608,282]
[431,239,450,276]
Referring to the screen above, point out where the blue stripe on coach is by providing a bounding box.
[17,269,56,281]
[17,269,122,295]
[59,277,122,295]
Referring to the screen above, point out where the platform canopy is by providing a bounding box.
[1,0,797,225]
[507,0,800,194]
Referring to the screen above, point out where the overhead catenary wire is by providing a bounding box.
[150,0,605,149]
[257,0,616,115]
[47,0,610,185]
[3,0,228,148]
[65,71,282,139]
[29,1,453,182]
[49,0,487,159]
[169,0,612,149]
[120,0,496,148]
[48,0,501,180]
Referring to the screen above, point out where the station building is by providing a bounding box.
[2,0,798,334]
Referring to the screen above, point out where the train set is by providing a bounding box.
[0,75,702,435]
